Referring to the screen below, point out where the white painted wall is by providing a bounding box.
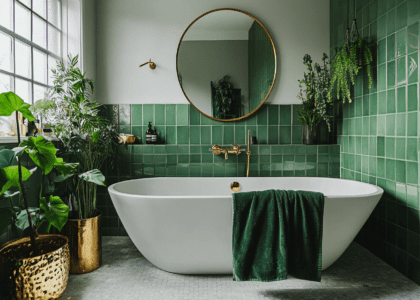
[95,0,330,105]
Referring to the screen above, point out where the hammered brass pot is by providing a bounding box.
[0,234,70,300]
[62,210,102,274]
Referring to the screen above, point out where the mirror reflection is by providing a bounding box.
[177,9,276,120]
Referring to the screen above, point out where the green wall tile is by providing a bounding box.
[201,126,211,144]
[143,104,154,125]
[407,138,418,161]
[386,137,396,158]
[166,104,176,125]
[258,126,268,144]
[386,159,396,180]
[396,2,408,31]
[268,126,279,144]
[257,105,268,125]
[190,108,200,125]
[280,105,291,125]
[378,64,387,91]
[388,34,396,61]
[387,89,396,113]
[166,126,176,144]
[408,53,418,84]
[397,56,407,85]
[407,84,418,111]
[408,22,419,53]
[386,114,396,136]
[387,9,396,35]
[223,126,234,144]
[177,105,189,126]
[155,105,165,125]
[396,160,407,183]
[407,112,418,136]
[131,104,142,125]
[407,161,418,184]
[279,126,291,144]
[396,137,406,160]
[397,86,407,112]
[292,126,302,144]
[212,126,223,144]
[396,113,407,136]
[268,105,279,125]
[378,15,387,39]
[190,126,200,144]
[388,61,396,88]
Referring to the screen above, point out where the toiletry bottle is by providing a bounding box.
[152,126,157,144]
[146,122,154,144]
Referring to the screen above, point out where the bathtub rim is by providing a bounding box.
[108,177,384,200]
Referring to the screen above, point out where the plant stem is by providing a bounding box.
[16,111,37,252]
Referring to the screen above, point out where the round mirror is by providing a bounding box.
[176,8,277,122]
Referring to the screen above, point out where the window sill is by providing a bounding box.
[0,136,59,144]
[0,136,29,144]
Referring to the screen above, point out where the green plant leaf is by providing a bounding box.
[0,92,35,121]
[0,149,15,168]
[79,169,106,186]
[0,166,33,195]
[12,146,27,158]
[15,207,40,230]
[0,208,14,235]
[40,196,69,231]
[21,136,57,175]
[54,160,79,176]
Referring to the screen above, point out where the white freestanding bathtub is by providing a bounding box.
[108,177,383,274]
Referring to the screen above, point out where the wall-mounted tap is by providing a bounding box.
[209,145,246,160]
[246,130,252,177]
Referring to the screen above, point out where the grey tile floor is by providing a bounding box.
[62,237,420,300]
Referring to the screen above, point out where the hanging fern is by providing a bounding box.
[328,37,373,103]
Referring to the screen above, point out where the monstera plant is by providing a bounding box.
[0,92,78,250]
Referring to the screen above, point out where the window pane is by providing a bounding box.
[0,73,14,94]
[0,32,14,73]
[34,84,47,102]
[34,49,47,84]
[0,0,13,30]
[16,78,32,103]
[47,0,61,28]
[15,3,31,40]
[19,0,31,8]
[48,25,61,56]
[15,40,32,79]
[48,55,58,85]
[33,0,46,19]
[33,14,47,48]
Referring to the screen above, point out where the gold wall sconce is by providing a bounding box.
[139,59,156,69]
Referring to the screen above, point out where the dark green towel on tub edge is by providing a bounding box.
[232,190,324,282]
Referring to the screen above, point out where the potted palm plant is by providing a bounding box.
[296,53,333,144]
[43,55,121,274]
[0,92,76,299]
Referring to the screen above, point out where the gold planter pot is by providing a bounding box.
[0,234,70,300]
[62,210,102,274]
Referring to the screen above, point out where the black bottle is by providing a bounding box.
[146,122,154,144]
[152,126,157,144]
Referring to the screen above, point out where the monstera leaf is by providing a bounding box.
[0,166,35,195]
[79,169,106,186]
[39,196,69,232]
[0,92,35,121]
[15,207,39,231]
[20,136,57,175]
[54,158,79,176]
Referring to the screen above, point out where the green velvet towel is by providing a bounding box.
[232,189,324,282]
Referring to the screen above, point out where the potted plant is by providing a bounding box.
[42,55,121,274]
[212,75,235,119]
[328,36,373,104]
[0,92,76,299]
[296,53,333,144]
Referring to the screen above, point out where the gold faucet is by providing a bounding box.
[209,131,252,177]
[209,145,246,160]
[246,130,251,177]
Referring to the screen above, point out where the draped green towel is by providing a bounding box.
[232,190,324,282]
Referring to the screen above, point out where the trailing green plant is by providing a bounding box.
[296,53,333,133]
[212,75,235,119]
[42,55,121,220]
[328,37,373,103]
[0,92,76,254]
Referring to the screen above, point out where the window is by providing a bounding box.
[0,0,62,104]
[0,0,85,138]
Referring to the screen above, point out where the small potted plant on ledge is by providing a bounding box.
[42,55,121,274]
[0,91,78,299]
[296,53,333,144]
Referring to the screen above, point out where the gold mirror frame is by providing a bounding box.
[176,8,277,122]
